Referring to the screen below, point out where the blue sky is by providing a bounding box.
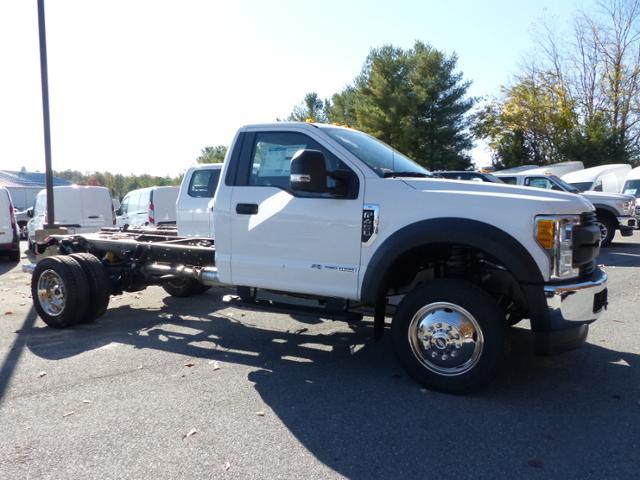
[0,0,593,176]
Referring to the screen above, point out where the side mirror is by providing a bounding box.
[290,149,327,193]
[27,207,34,218]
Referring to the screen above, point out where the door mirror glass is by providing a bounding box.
[290,149,328,193]
[26,207,34,218]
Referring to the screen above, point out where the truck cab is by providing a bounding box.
[176,164,223,238]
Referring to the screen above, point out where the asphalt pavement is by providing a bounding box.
[0,237,639,479]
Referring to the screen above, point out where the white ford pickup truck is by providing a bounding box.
[28,123,607,393]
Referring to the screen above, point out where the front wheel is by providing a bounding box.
[595,213,616,247]
[391,279,506,394]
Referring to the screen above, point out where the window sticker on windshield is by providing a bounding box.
[256,144,305,177]
[624,188,638,196]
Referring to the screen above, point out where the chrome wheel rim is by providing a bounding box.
[37,269,66,317]
[408,302,484,376]
[595,221,608,242]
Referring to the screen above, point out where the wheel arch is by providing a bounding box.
[359,218,545,306]
[592,204,619,222]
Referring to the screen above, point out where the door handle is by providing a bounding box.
[236,203,259,215]
[88,215,99,219]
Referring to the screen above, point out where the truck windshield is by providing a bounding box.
[323,127,431,178]
[568,181,593,192]
[550,176,581,193]
[623,180,640,197]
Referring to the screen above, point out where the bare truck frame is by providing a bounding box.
[28,227,364,330]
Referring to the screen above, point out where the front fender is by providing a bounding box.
[359,218,545,306]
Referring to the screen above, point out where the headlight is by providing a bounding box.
[615,199,635,215]
[535,215,580,280]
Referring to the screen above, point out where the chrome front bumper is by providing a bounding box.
[544,267,608,324]
[617,215,637,230]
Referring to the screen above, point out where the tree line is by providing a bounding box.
[54,170,181,201]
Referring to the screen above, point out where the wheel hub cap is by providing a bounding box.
[408,302,484,376]
[37,269,66,317]
[596,222,608,241]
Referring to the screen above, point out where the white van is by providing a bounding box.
[27,186,114,251]
[622,167,640,196]
[562,164,631,193]
[116,186,179,229]
[176,164,223,238]
[498,161,584,177]
[0,187,20,261]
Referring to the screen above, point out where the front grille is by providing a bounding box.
[580,260,596,276]
[580,211,597,227]
[573,211,600,277]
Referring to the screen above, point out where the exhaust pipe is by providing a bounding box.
[145,263,223,287]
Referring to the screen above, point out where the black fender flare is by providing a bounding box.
[359,218,545,306]
[592,204,619,220]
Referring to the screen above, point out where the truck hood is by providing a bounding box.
[403,178,594,214]
[581,191,635,202]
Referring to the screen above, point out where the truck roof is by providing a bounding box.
[562,164,631,183]
[495,161,584,176]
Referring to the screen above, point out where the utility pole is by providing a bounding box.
[37,0,55,227]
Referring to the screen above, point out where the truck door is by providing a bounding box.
[228,130,364,299]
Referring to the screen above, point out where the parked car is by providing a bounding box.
[0,187,20,261]
[116,186,179,229]
[27,186,115,252]
[562,164,631,193]
[176,164,223,238]
[437,171,504,183]
[494,171,636,246]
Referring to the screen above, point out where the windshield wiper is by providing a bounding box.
[383,171,430,178]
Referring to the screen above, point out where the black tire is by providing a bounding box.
[391,279,506,394]
[596,212,616,247]
[69,253,110,322]
[31,256,90,328]
[9,247,20,262]
[162,278,210,297]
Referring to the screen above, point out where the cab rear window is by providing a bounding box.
[188,169,221,198]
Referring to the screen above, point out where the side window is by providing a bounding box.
[246,132,348,191]
[120,196,130,214]
[525,177,554,189]
[500,177,517,185]
[592,179,603,191]
[189,169,221,198]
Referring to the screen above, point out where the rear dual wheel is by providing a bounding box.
[32,254,110,328]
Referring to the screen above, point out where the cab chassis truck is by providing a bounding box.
[27,123,608,393]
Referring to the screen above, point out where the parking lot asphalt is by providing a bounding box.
[0,238,639,480]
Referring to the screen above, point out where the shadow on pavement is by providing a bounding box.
[19,288,640,479]
[599,239,640,267]
[0,307,38,404]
